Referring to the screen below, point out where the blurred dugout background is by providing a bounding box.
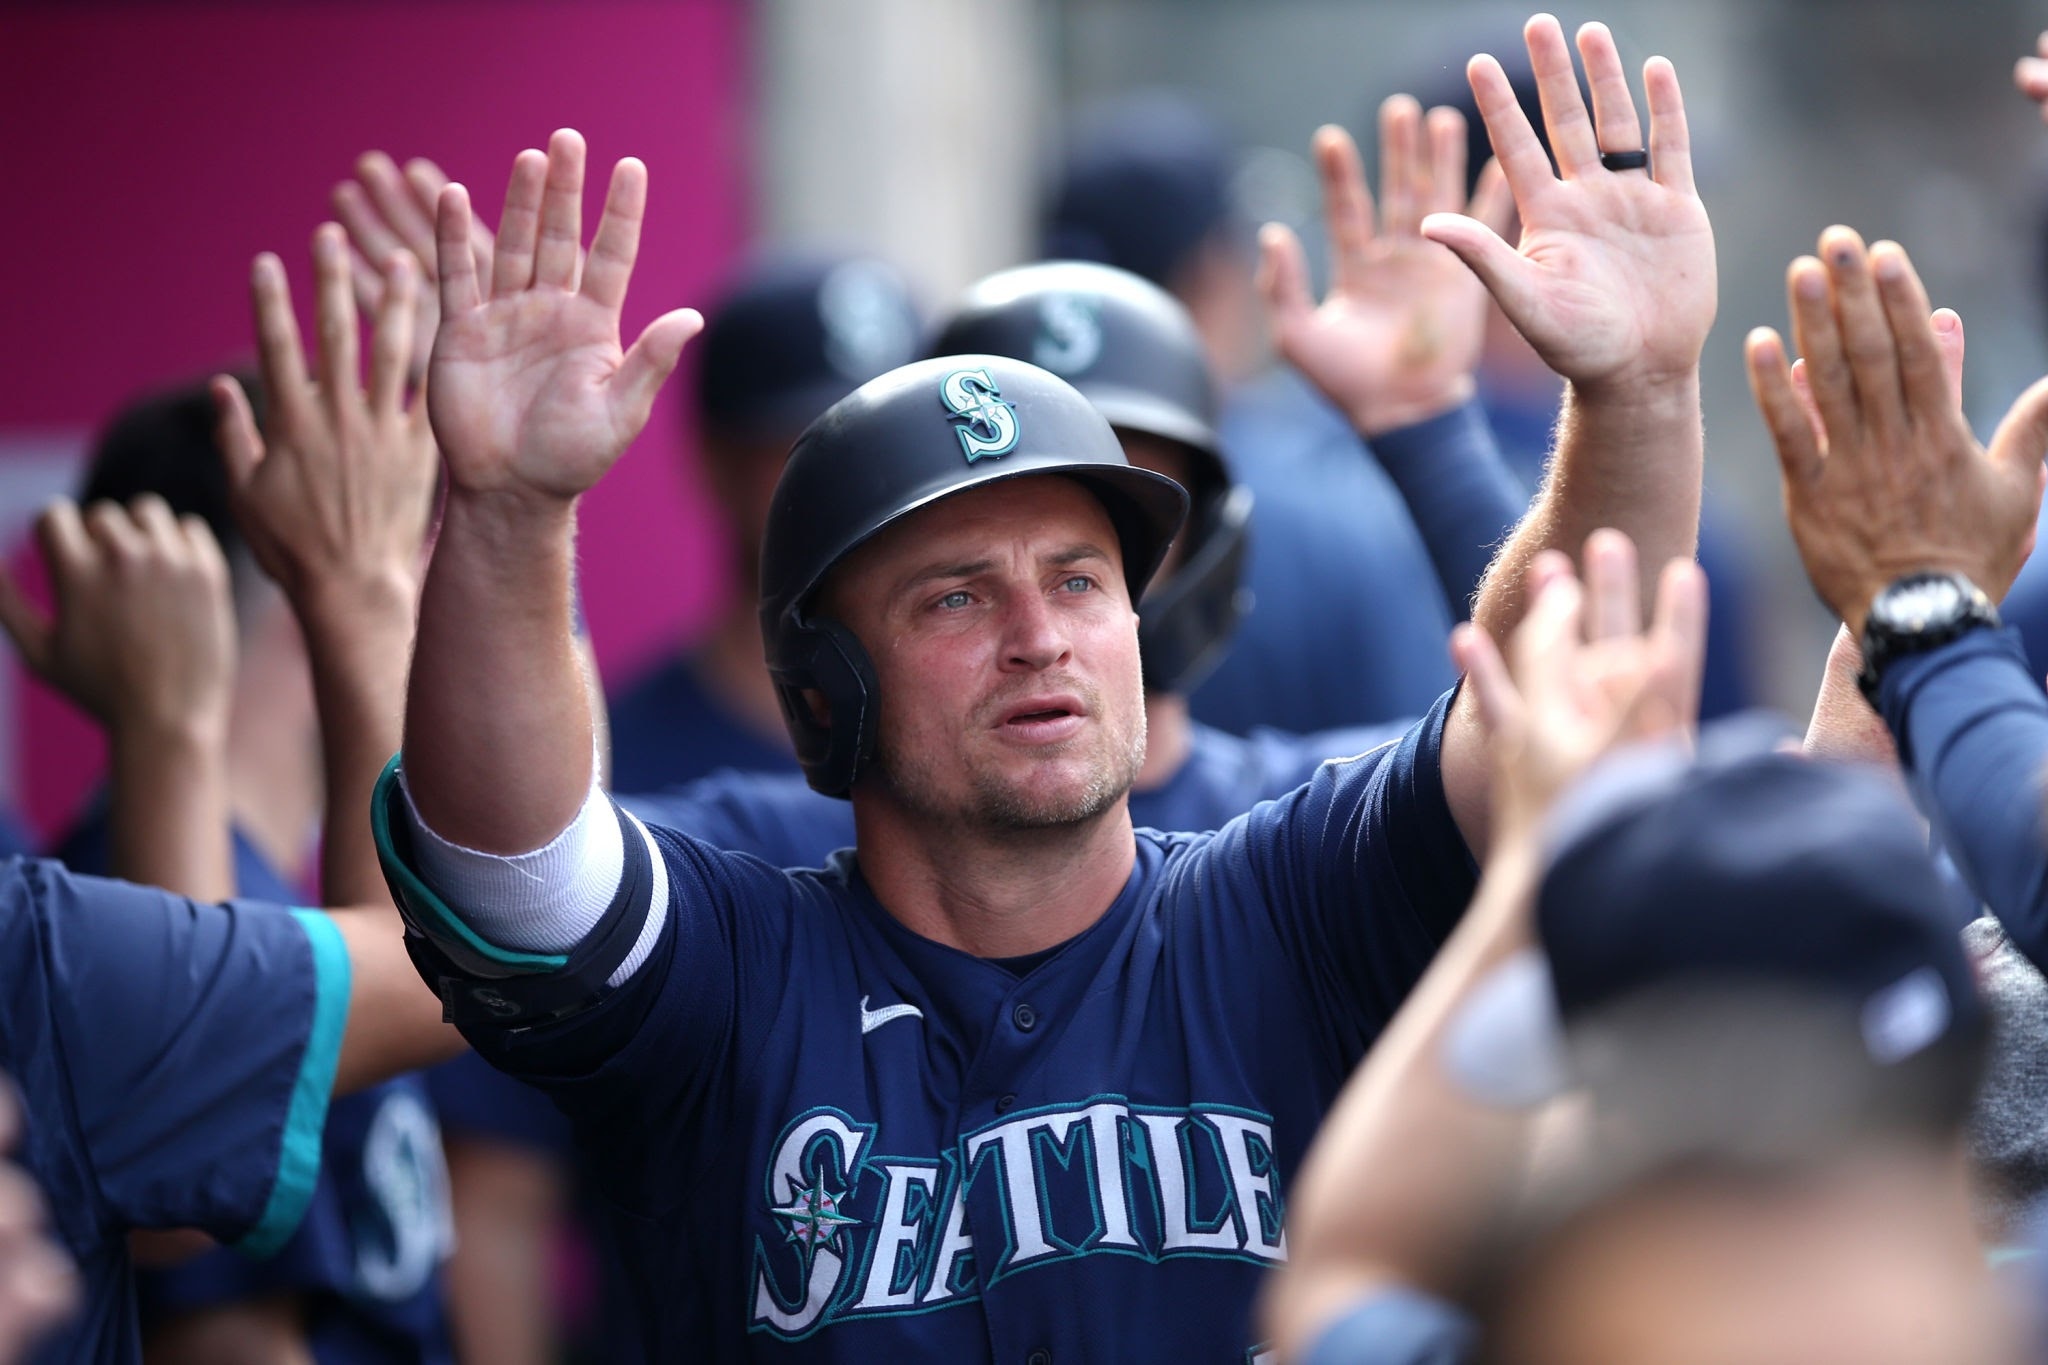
[3,0,2045,835]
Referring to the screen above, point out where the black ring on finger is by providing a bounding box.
[1599,148,1650,173]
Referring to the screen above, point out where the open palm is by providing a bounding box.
[427,130,700,503]
[1420,18,1717,391]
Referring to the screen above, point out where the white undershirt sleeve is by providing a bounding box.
[397,764,669,987]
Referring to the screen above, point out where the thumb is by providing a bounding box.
[613,308,704,435]
[1420,211,1542,330]
[211,375,266,490]
[1988,373,2048,479]
[1255,222,1314,343]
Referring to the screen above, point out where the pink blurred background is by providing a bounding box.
[0,0,747,837]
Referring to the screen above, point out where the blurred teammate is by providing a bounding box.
[373,12,1717,1353]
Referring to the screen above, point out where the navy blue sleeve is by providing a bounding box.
[1878,627,2048,970]
[1,861,349,1255]
[618,771,856,869]
[1366,401,1526,623]
[1302,1286,1477,1365]
[1209,687,1478,1059]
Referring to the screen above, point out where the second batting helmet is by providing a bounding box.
[760,354,1188,797]
[929,260,1253,694]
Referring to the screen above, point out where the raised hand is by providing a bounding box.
[0,498,235,737]
[2017,32,2048,121]
[214,223,438,608]
[1420,16,1715,394]
[1746,229,2048,636]
[1259,99,1514,435]
[1453,528,1706,840]
[333,151,494,385]
[427,129,702,503]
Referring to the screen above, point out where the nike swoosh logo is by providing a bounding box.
[860,995,924,1035]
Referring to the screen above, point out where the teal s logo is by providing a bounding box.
[939,368,1020,464]
[1033,294,1102,375]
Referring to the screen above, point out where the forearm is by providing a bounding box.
[1879,628,2048,967]
[1369,401,1526,622]
[327,903,465,1093]
[1265,838,1539,1359]
[298,573,419,906]
[403,492,594,852]
[1471,376,1702,643]
[1803,626,1901,771]
[107,720,233,902]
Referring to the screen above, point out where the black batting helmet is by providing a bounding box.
[759,354,1188,797]
[929,261,1253,694]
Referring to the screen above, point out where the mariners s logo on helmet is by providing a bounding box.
[939,368,1020,464]
[1033,293,1102,375]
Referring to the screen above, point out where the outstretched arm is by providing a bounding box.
[1264,536,1707,1361]
[0,499,237,900]
[1423,17,1717,850]
[406,129,697,855]
[1260,100,1525,618]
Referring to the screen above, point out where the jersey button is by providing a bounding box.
[1026,1352,1052,1365]
[1012,1002,1037,1032]
[995,1093,1017,1114]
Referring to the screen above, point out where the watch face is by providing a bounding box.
[1883,575,1965,631]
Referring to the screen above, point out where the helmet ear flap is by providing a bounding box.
[769,615,880,798]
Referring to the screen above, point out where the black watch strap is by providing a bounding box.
[1855,571,1999,705]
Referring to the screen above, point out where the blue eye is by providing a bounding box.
[1062,576,1093,594]
[939,590,972,610]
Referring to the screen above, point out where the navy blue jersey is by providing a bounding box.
[1,859,349,1365]
[384,690,1475,1361]
[608,652,799,795]
[57,809,454,1365]
[621,719,1412,874]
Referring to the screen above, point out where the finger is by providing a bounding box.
[489,149,547,297]
[369,252,420,415]
[2018,55,2048,101]
[612,307,704,432]
[1867,241,1949,423]
[1467,158,1516,241]
[1256,222,1316,338]
[1645,557,1710,729]
[1424,106,1470,219]
[1465,53,1557,210]
[1581,527,1640,641]
[1988,373,2048,483]
[1786,254,1859,445]
[532,128,588,291]
[211,375,266,492]
[1421,212,1544,324]
[1933,308,1965,408]
[0,561,53,677]
[179,513,232,593]
[1311,125,1376,296]
[581,155,649,311]
[1450,621,1523,738]
[355,150,437,265]
[436,185,483,319]
[332,180,406,282]
[1524,13,1600,176]
[35,501,93,588]
[345,243,386,317]
[409,158,494,282]
[1525,548,1576,600]
[1512,573,1587,704]
[1746,326,1824,489]
[312,223,361,420]
[1643,56,1696,196]
[1574,22,1644,158]
[1787,356,1828,449]
[249,253,319,436]
[1820,225,1906,436]
[1379,95,1425,237]
[128,493,183,555]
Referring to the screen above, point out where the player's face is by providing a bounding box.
[824,476,1146,830]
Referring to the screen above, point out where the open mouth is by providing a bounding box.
[995,695,1088,743]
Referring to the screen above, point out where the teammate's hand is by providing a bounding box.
[1259,101,1514,436]
[2017,32,2048,122]
[1453,528,1706,842]
[0,498,235,738]
[1746,230,2048,637]
[214,222,437,612]
[426,129,702,504]
[333,151,495,386]
[0,1080,75,1364]
[1420,16,1716,396]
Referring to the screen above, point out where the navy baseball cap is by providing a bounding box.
[1448,734,1986,1113]
[695,252,922,442]
[1042,92,1245,288]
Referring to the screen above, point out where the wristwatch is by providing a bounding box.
[1856,571,2000,704]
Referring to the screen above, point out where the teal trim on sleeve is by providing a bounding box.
[371,754,569,972]
[233,908,351,1259]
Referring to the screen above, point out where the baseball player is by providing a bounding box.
[377,15,1713,1350]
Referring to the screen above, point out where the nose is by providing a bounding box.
[999,589,1072,674]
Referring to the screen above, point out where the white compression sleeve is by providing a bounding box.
[397,766,668,987]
